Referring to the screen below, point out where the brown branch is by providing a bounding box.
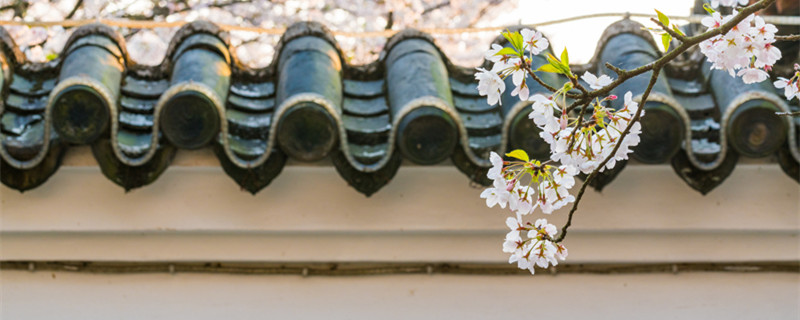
[65,0,83,20]
[775,34,800,41]
[519,62,575,98]
[651,17,688,43]
[422,1,450,15]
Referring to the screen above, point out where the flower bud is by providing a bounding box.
[506,180,515,192]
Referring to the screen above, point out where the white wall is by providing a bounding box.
[1,149,798,318]
[1,271,798,320]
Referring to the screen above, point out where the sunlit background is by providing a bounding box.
[0,0,698,66]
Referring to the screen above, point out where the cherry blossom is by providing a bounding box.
[773,64,800,101]
[699,8,782,85]
[499,215,562,274]
[520,28,548,55]
[475,67,506,106]
[737,68,769,83]
[480,177,511,209]
[580,71,613,90]
[487,152,505,180]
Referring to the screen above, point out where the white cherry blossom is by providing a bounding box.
[581,71,613,90]
[774,77,799,101]
[520,28,549,55]
[475,67,505,106]
[528,94,559,128]
[480,178,510,209]
[484,44,505,63]
[487,151,504,180]
[699,10,781,86]
[737,68,769,84]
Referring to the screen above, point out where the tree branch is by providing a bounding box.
[65,0,83,19]
[775,34,800,41]
[776,111,800,117]
[552,0,777,243]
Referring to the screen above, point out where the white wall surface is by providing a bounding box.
[1,271,798,320]
[1,158,798,263]
[1,150,798,318]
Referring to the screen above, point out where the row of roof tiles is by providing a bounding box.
[1,19,798,196]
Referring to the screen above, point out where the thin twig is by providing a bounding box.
[651,17,688,43]
[566,99,592,151]
[520,63,580,99]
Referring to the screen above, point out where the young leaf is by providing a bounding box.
[495,47,520,57]
[502,30,524,53]
[655,9,669,27]
[546,53,559,65]
[502,31,518,51]
[702,3,716,14]
[511,32,524,52]
[537,64,561,73]
[505,149,530,162]
[560,47,569,67]
[671,24,685,37]
[661,33,671,52]
[545,53,571,76]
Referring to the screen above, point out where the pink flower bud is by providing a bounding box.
[607,95,617,100]
[506,180,515,192]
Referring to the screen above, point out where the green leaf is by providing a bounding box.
[510,32,524,52]
[655,9,669,27]
[505,149,530,162]
[545,53,572,76]
[45,53,58,61]
[702,3,716,14]
[502,31,517,50]
[536,64,561,73]
[495,47,519,57]
[661,33,671,52]
[546,53,559,65]
[560,47,569,67]
[671,24,685,37]
[502,30,524,53]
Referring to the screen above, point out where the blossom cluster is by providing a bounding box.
[476,28,644,274]
[535,91,644,174]
[475,29,549,104]
[699,5,781,84]
[503,216,567,274]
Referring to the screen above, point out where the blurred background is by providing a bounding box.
[1,0,704,67]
